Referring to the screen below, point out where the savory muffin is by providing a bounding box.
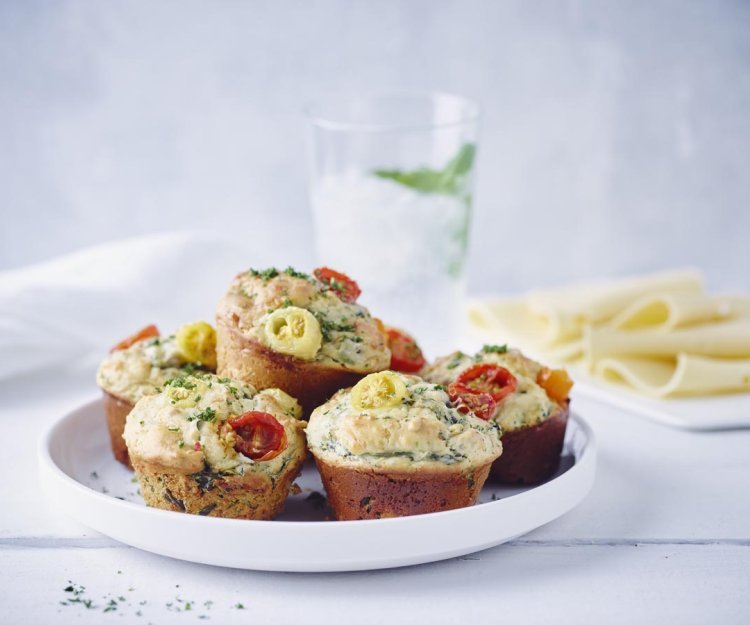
[215,266,390,415]
[96,322,218,467]
[422,344,573,485]
[306,371,502,520]
[123,373,306,519]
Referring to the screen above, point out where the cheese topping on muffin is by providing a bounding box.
[421,345,560,432]
[123,373,305,478]
[215,267,390,372]
[306,372,502,470]
[97,331,218,405]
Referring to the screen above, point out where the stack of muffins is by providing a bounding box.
[97,266,573,521]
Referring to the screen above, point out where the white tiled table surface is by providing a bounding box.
[1,365,748,625]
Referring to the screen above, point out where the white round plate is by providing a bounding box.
[39,397,596,572]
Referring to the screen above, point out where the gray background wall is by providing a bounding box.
[2,0,749,291]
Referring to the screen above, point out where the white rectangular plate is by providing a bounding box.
[571,372,750,431]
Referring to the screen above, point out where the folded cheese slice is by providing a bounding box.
[593,354,750,397]
[468,269,703,347]
[610,293,750,331]
[586,320,750,362]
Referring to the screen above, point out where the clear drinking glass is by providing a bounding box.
[306,92,480,357]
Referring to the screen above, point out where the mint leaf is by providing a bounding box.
[374,143,476,196]
[440,143,475,184]
[372,168,445,193]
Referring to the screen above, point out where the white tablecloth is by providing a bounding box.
[1,234,748,624]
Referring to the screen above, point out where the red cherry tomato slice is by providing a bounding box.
[386,327,426,373]
[228,411,287,461]
[110,324,160,353]
[456,363,518,402]
[447,383,497,421]
[313,267,362,303]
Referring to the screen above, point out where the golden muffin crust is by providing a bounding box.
[97,333,215,405]
[124,373,306,519]
[306,372,502,471]
[215,267,389,373]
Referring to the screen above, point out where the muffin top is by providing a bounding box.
[306,371,502,471]
[215,267,390,373]
[97,322,217,404]
[421,344,571,432]
[123,373,305,478]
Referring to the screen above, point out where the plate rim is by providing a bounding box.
[38,397,597,570]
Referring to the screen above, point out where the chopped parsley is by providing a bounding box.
[317,316,355,341]
[480,344,508,354]
[326,278,346,293]
[180,362,199,375]
[248,267,279,280]
[188,407,216,423]
[283,266,310,280]
[218,378,242,397]
[164,377,197,390]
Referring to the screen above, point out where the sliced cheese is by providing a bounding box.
[468,269,703,347]
[610,293,750,331]
[586,320,750,362]
[594,354,750,397]
[466,269,750,399]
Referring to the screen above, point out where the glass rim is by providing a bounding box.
[304,90,481,133]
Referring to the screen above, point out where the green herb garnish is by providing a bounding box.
[188,407,216,423]
[249,267,279,280]
[374,143,475,196]
[181,362,199,375]
[164,377,197,390]
[480,344,508,354]
[283,266,310,280]
[317,316,355,341]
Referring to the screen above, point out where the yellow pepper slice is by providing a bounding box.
[176,321,217,369]
[351,371,408,410]
[262,306,322,360]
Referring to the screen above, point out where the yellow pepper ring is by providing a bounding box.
[262,306,322,361]
[351,371,408,410]
[176,321,217,369]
